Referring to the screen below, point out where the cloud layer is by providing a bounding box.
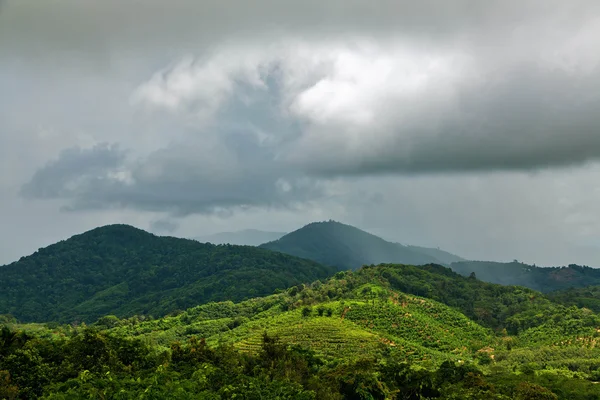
[2,0,600,266]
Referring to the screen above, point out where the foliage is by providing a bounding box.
[3,322,597,400]
[0,225,337,323]
[548,285,600,313]
[4,263,600,398]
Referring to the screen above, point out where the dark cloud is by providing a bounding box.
[20,144,127,199]
[5,0,600,267]
[294,66,600,176]
[21,126,327,216]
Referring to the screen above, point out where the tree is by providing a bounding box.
[514,382,557,400]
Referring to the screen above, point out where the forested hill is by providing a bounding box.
[450,260,600,292]
[259,220,460,270]
[0,224,337,323]
[6,263,600,398]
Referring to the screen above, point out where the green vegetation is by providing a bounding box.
[0,225,337,323]
[3,263,600,398]
[260,220,458,270]
[450,261,600,292]
[548,285,600,313]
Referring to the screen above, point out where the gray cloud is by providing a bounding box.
[4,0,600,267]
[292,66,600,176]
[21,115,328,216]
[20,144,127,199]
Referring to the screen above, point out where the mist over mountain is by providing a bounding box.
[194,229,286,246]
[0,224,336,323]
[407,245,466,265]
[449,260,600,292]
[259,220,463,270]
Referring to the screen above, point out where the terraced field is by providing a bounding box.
[233,316,383,359]
[343,294,492,355]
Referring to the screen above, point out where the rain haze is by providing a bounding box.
[1,0,600,266]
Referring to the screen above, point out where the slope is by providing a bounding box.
[194,229,286,246]
[103,263,600,360]
[450,260,600,292]
[103,267,495,363]
[7,263,600,399]
[548,285,600,312]
[0,224,337,323]
[259,220,454,270]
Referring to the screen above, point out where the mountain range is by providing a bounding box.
[3,220,600,326]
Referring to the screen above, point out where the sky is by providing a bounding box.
[1,0,600,266]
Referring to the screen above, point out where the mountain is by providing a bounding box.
[194,229,286,246]
[0,224,337,323]
[5,263,600,399]
[259,220,461,270]
[449,260,600,292]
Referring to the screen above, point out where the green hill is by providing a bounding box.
[450,261,600,292]
[5,263,600,399]
[259,220,461,270]
[0,224,337,323]
[87,263,600,365]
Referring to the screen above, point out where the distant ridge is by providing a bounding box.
[0,224,337,323]
[194,229,286,246]
[450,260,600,292]
[259,220,463,270]
[407,245,466,264]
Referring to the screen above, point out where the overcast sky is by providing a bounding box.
[1,0,600,266]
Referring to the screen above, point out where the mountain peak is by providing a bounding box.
[260,220,459,270]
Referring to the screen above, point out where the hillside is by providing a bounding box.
[548,285,600,313]
[194,229,286,246]
[0,224,337,323]
[4,263,600,399]
[450,260,600,292]
[259,220,461,270]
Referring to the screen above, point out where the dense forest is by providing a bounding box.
[0,225,337,323]
[450,261,600,292]
[260,221,459,270]
[548,285,600,313]
[3,263,600,399]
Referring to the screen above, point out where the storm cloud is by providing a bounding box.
[2,0,600,266]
